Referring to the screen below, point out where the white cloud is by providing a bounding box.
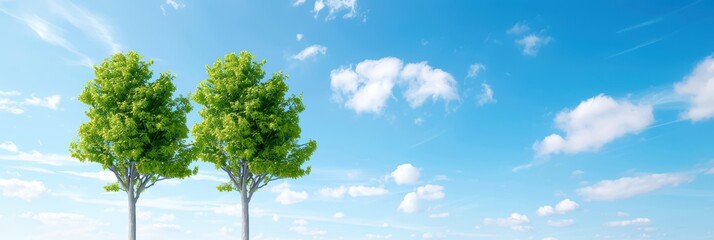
[0,90,21,96]
[293,0,307,6]
[542,238,558,240]
[533,94,654,157]
[61,171,116,182]
[416,184,444,200]
[313,0,357,20]
[484,213,532,231]
[477,83,495,105]
[507,23,530,35]
[214,204,241,217]
[547,219,575,227]
[0,178,47,201]
[292,44,327,61]
[318,186,346,198]
[397,192,419,213]
[607,218,651,227]
[218,226,233,236]
[296,33,304,41]
[572,170,584,177]
[22,212,100,225]
[428,212,450,218]
[366,233,393,239]
[707,168,714,175]
[330,57,402,114]
[348,185,388,197]
[537,205,554,216]
[289,219,327,236]
[674,55,714,121]
[48,1,122,54]
[555,199,579,213]
[0,141,18,152]
[414,117,425,125]
[271,182,308,204]
[24,95,61,110]
[617,211,629,217]
[391,163,420,185]
[332,212,344,219]
[577,173,692,201]
[154,214,176,222]
[165,0,186,10]
[398,184,445,213]
[400,62,459,108]
[330,57,458,115]
[467,63,486,78]
[272,214,280,221]
[189,172,228,182]
[516,34,552,56]
[422,232,433,239]
[0,98,24,114]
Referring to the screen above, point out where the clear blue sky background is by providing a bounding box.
[1,0,714,239]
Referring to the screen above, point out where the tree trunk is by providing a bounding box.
[128,186,137,240]
[241,183,250,240]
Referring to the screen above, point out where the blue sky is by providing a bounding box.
[1,0,714,239]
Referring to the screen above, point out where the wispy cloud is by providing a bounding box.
[617,18,662,33]
[0,0,123,67]
[617,0,702,33]
[610,38,663,58]
[292,44,328,61]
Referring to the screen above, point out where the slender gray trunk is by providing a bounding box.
[241,181,250,240]
[128,183,137,240]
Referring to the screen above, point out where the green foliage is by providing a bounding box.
[192,51,317,192]
[69,51,196,193]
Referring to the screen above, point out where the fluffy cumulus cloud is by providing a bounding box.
[674,55,714,121]
[484,213,532,231]
[330,57,459,115]
[292,44,327,61]
[577,173,692,201]
[607,217,651,227]
[416,184,445,200]
[313,0,357,20]
[330,57,402,114]
[332,212,344,219]
[296,33,304,41]
[318,185,347,198]
[0,178,47,201]
[400,62,459,108]
[547,219,575,227]
[516,34,552,56]
[270,182,308,204]
[397,192,419,213]
[0,141,18,152]
[398,184,445,213]
[537,205,554,216]
[534,94,654,157]
[391,163,420,185]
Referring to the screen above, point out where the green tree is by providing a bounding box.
[69,51,195,240]
[192,51,317,240]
